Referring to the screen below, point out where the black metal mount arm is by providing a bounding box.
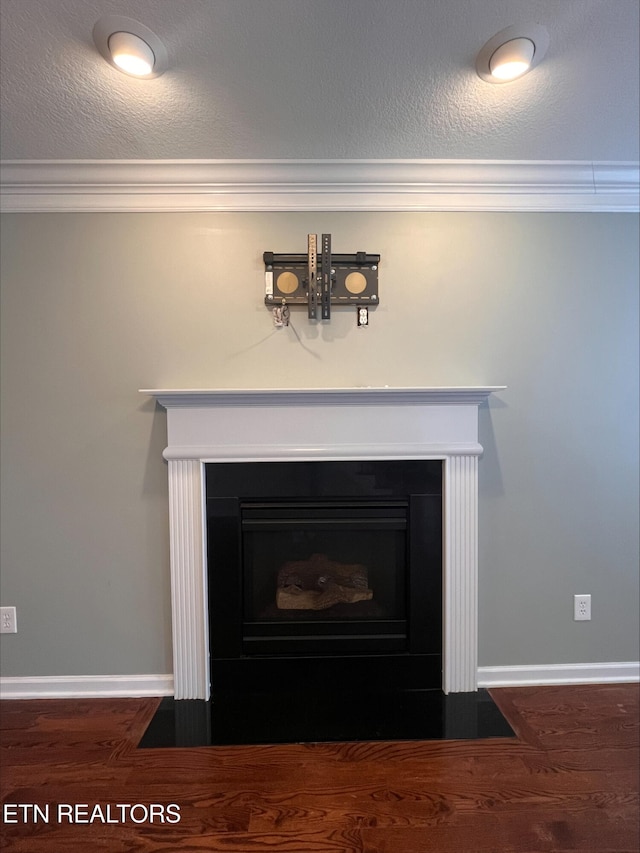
[264,233,380,321]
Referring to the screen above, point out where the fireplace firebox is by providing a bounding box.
[206,459,442,694]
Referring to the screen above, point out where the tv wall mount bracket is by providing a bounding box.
[264,234,379,326]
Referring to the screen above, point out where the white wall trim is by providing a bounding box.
[0,674,174,700]
[478,662,640,688]
[1,159,638,213]
[1,665,637,699]
[143,386,506,407]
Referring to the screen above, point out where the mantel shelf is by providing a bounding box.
[141,386,506,408]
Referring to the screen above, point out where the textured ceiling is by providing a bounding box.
[0,0,638,162]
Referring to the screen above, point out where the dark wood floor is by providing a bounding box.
[1,683,638,852]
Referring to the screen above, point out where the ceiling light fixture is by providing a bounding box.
[476,24,549,83]
[93,15,168,78]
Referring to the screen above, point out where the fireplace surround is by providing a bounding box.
[206,459,443,693]
[141,386,505,699]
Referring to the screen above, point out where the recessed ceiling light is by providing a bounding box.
[476,25,549,83]
[93,15,168,78]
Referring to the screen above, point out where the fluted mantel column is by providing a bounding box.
[167,460,209,700]
[444,455,479,693]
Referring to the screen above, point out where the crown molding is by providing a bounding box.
[1,159,638,213]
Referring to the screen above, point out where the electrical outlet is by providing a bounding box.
[0,606,17,634]
[574,594,591,621]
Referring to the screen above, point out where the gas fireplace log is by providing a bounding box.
[276,553,373,611]
[277,583,373,610]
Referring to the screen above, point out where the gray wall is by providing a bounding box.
[1,211,638,677]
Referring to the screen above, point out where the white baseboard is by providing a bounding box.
[0,674,174,700]
[478,661,640,688]
[1,664,638,699]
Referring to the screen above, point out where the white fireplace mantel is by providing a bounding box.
[141,386,505,699]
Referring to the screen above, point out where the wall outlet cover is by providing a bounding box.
[574,594,591,621]
[0,606,17,633]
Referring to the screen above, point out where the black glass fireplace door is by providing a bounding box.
[242,501,408,656]
[206,460,442,693]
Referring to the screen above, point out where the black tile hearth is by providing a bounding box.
[137,688,514,748]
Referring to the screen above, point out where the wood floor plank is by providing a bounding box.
[0,698,149,734]
[1,829,366,853]
[247,768,639,832]
[361,810,639,853]
[0,684,638,853]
